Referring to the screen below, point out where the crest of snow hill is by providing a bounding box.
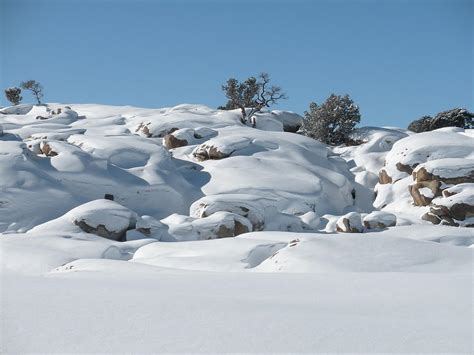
[0,103,473,273]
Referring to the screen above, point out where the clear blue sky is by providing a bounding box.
[1,0,472,127]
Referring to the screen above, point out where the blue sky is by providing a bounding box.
[1,0,472,127]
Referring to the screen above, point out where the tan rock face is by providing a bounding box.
[410,166,474,208]
[135,122,152,137]
[40,142,58,157]
[163,134,188,149]
[234,220,251,235]
[336,217,362,233]
[408,180,442,206]
[378,169,392,184]
[430,203,474,222]
[413,167,474,186]
[336,213,363,233]
[363,211,397,229]
[136,122,180,138]
[396,162,416,175]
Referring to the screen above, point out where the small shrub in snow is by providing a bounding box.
[20,80,44,105]
[408,108,473,133]
[219,73,286,127]
[4,87,23,105]
[301,94,361,145]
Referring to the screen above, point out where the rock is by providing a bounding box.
[192,136,252,161]
[135,122,152,137]
[363,211,397,229]
[70,200,138,241]
[190,195,267,232]
[104,194,114,201]
[39,142,58,156]
[396,162,415,175]
[413,162,474,186]
[162,127,217,149]
[163,133,188,149]
[336,212,363,233]
[36,115,48,120]
[193,127,217,139]
[378,169,392,184]
[136,122,179,138]
[161,211,252,241]
[422,212,442,225]
[127,215,168,241]
[423,184,474,227]
[408,180,441,206]
[193,144,231,161]
[409,160,474,207]
[74,220,129,241]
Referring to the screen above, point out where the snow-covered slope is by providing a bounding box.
[1,103,472,353]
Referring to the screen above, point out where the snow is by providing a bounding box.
[336,211,363,232]
[432,183,474,208]
[384,129,474,176]
[414,158,474,179]
[363,210,397,228]
[1,103,473,353]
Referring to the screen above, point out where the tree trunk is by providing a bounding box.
[240,107,247,124]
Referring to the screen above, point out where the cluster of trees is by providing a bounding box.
[219,73,472,145]
[4,74,471,146]
[408,108,473,132]
[219,73,360,145]
[4,80,44,106]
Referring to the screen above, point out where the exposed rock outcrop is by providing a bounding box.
[336,212,363,233]
[363,211,397,229]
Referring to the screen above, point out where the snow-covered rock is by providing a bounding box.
[0,103,34,115]
[256,110,303,132]
[162,127,218,149]
[160,211,252,241]
[423,184,474,226]
[374,128,474,225]
[30,199,139,241]
[336,212,363,233]
[363,211,397,229]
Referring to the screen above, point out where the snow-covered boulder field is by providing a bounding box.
[1,103,473,353]
[372,128,474,225]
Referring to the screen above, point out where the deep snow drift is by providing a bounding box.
[1,103,472,353]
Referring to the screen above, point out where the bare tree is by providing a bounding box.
[220,73,287,127]
[4,87,23,105]
[20,80,44,104]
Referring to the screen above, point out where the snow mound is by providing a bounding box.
[0,103,34,115]
[159,211,252,241]
[363,211,397,229]
[255,110,303,132]
[424,183,474,227]
[255,233,472,273]
[336,212,363,233]
[30,199,139,241]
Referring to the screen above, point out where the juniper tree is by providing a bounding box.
[4,87,22,105]
[220,73,286,127]
[408,108,473,132]
[20,80,44,105]
[301,94,361,145]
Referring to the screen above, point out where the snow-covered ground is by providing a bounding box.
[1,103,472,353]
